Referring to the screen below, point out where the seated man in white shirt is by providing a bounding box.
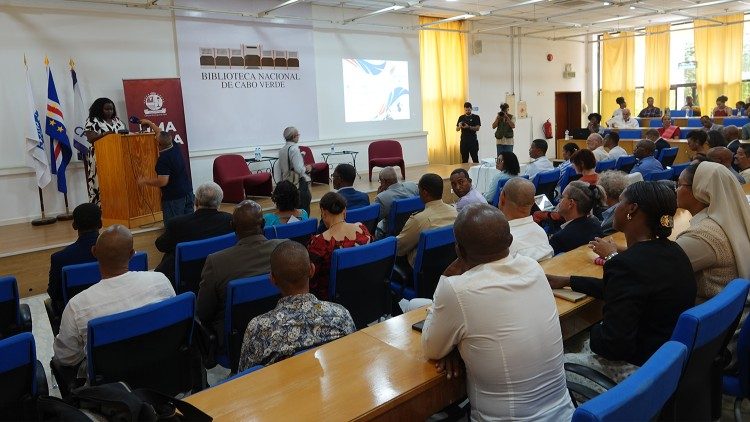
[52,225,176,381]
[422,203,574,421]
[524,138,554,180]
[604,132,627,161]
[607,108,639,129]
[586,133,609,162]
[499,178,553,261]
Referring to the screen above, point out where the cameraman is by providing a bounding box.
[492,103,516,154]
[456,101,482,163]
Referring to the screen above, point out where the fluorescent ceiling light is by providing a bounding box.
[259,0,299,16]
[441,14,475,22]
[342,5,405,23]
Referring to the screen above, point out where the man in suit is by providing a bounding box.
[47,203,102,316]
[332,163,369,209]
[197,200,286,347]
[154,182,233,283]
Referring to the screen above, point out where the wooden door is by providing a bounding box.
[554,92,582,140]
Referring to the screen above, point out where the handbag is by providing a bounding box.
[283,145,300,187]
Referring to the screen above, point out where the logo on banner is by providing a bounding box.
[143,92,166,116]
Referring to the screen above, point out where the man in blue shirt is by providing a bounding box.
[332,163,369,209]
[630,140,664,178]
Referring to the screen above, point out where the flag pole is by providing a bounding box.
[31,187,57,226]
[57,192,74,220]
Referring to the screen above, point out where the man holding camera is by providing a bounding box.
[456,102,481,163]
[492,103,516,154]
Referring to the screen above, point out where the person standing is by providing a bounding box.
[274,127,312,214]
[492,103,516,154]
[83,98,126,205]
[456,102,481,163]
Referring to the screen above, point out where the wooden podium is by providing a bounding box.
[95,133,163,228]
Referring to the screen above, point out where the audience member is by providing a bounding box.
[645,128,670,155]
[373,167,419,238]
[587,113,604,135]
[308,192,373,300]
[604,132,627,160]
[681,96,701,116]
[154,182,233,282]
[53,225,175,378]
[238,241,355,371]
[608,108,639,129]
[264,180,309,226]
[687,130,710,160]
[658,115,681,140]
[706,129,727,148]
[597,170,629,235]
[548,182,696,383]
[332,163,369,209]
[735,144,750,181]
[742,119,750,140]
[422,203,574,421]
[524,139,553,179]
[499,178,553,261]
[712,95,730,117]
[197,200,286,345]
[47,203,102,315]
[570,149,599,184]
[707,147,746,183]
[700,115,723,132]
[450,168,486,211]
[396,174,457,267]
[735,101,746,116]
[586,133,609,162]
[275,126,312,214]
[484,151,521,202]
[637,97,662,118]
[611,96,627,119]
[630,140,664,178]
[549,181,605,254]
[559,142,580,173]
[724,125,741,153]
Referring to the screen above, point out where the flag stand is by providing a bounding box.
[56,192,74,220]
[31,187,57,226]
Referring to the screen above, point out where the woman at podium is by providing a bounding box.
[83,97,126,205]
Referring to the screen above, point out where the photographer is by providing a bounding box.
[456,101,481,163]
[492,103,516,154]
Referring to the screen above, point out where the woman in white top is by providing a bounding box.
[83,98,126,205]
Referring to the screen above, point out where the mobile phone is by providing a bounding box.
[412,320,425,332]
[129,116,141,125]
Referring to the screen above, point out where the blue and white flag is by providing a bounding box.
[70,63,91,155]
[24,57,51,189]
[45,59,73,193]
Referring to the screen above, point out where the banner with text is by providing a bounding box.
[122,78,192,178]
[175,17,319,151]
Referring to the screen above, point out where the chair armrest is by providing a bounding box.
[44,298,61,337]
[390,263,411,292]
[50,358,83,400]
[19,303,32,333]
[566,380,602,406]
[193,318,218,369]
[35,360,49,397]
[564,362,617,390]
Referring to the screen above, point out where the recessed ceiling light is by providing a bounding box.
[603,1,611,4]
[629,5,636,9]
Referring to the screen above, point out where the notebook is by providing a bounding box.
[553,288,587,302]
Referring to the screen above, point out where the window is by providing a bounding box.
[742,21,750,101]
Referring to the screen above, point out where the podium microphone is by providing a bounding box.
[129,116,144,133]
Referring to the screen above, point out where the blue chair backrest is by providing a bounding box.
[679,128,689,139]
[664,279,750,421]
[686,118,703,127]
[388,196,424,236]
[329,237,396,329]
[670,110,687,117]
[644,168,674,181]
[723,117,748,127]
[175,233,237,293]
[0,332,37,416]
[650,119,664,127]
[615,155,637,173]
[264,218,318,246]
[62,252,148,305]
[0,276,21,336]
[557,165,578,195]
[573,341,688,422]
[658,147,679,167]
[670,162,689,181]
[731,300,750,398]
[618,129,643,139]
[490,177,513,207]
[411,226,456,299]
[224,274,280,373]
[346,203,381,235]
[533,168,561,198]
[594,159,616,173]
[87,292,196,394]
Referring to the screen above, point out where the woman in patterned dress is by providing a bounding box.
[83,97,126,205]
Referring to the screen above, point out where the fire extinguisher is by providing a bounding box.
[543,119,553,139]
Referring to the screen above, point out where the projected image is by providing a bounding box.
[342,59,410,122]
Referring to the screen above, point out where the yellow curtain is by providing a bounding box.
[601,32,635,119]
[694,14,743,111]
[419,17,467,164]
[644,25,670,111]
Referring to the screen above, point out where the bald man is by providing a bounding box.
[723,125,741,153]
[373,167,419,238]
[499,178,553,261]
[586,133,609,162]
[53,225,175,378]
[630,140,664,178]
[238,241,355,371]
[607,108,639,129]
[708,147,746,183]
[197,200,287,344]
[422,203,574,421]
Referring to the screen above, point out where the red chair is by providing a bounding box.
[213,154,272,203]
[368,140,405,181]
[298,146,330,185]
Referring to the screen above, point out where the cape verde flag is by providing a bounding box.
[45,63,73,193]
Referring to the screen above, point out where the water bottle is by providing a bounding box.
[564,130,570,140]
[254,147,261,160]
[330,142,335,153]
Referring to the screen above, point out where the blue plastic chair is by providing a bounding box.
[391,225,456,300]
[61,251,148,305]
[644,168,674,182]
[723,297,750,422]
[557,165,578,198]
[387,196,424,236]
[670,110,687,117]
[657,147,679,167]
[490,177,513,207]
[533,168,561,199]
[0,332,48,419]
[670,162,689,181]
[572,341,688,422]
[264,218,318,245]
[615,155,637,173]
[345,203,381,235]
[679,128,689,139]
[650,119,665,127]
[86,292,201,395]
[723,117,748,127]
[686,118,703,127]
[174,232,237,293]
[221,274,280,373]
[329,237,396,329]
[0,276,31,339]
[594,159,616,173]
[617,129,643,139]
